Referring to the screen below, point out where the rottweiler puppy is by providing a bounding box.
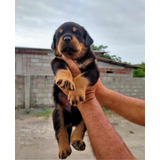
[51,22,99,159]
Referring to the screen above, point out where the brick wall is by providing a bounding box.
[15,75,145,108]
[97,61,133,77]
[99,67,131,75]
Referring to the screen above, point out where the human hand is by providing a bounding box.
[62,55,100,103]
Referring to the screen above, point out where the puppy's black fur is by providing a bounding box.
[51,22,99,159]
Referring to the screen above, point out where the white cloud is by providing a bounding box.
[15,0,145,64]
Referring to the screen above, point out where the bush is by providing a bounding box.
[133,62,145,77]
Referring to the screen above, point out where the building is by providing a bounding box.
[15,47,144,108]
[15,47,139,77]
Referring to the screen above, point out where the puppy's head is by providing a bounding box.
[51,22,93,59]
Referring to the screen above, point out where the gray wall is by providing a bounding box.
[15,75,145,108]
[15,52,54,75]
[15,52,133,77]
[101,77,145,99]
[15,50,144,108]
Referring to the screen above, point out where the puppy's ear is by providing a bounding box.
[83,27,94,47]
[51,33,56,50]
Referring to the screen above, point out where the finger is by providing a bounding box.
[62,55,81,77]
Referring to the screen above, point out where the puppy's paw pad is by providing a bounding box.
[57,80,62,85]
[72,140,86,151]
[68,91,85,106]
[56,79,75,91]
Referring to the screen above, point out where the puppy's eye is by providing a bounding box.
[76,30,81,36]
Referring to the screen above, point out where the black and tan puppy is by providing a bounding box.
[51,22,99,159]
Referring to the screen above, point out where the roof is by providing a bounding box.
[15,47,52,53]
[15,47,140,69]
[93,51,106,55]
[97,56,140,69]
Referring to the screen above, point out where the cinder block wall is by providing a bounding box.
[30,75,54,107]
[101,77,145,99]
[15,52,54,75]
[15,75,25,108]
[15,75,145,108]
[16,52,133,77]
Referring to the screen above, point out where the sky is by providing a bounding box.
[15,0,145,64]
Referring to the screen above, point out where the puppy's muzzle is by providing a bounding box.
[63,35,72,43]
[61,35,78,54]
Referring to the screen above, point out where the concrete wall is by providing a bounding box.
[15,49,142,108]
[15,76,25,108]
[101,77,145,99]
[15,52,54,75]
[15,52,133,77]
[15,75,145,108]
[15,75,54,108]
[30,76,54,107]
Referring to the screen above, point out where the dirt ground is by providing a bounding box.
[15,108,145,160]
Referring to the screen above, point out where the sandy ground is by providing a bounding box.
[15,108,145,160]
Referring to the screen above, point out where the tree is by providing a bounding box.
[92,45,145,77]
[99,53,122,62]
[91,44,108,51]
[133,62,145,77]
[91,44,122,62]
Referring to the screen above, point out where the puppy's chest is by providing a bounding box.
[74,61,83,68]
[74,58,93,71]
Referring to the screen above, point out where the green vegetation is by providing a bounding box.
[23,109,30,114]
[22,107,52,119]
[91,44,122,62]
[92,44,145,77]
[23,107,53,119]
[101,106,108,112]
[99,54,122,62]
[34,108,52,119]
[91,44,108,51]
[129,131,134,134]
[133,62,145,78]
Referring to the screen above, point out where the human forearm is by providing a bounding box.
[78,97,135,159]
[61,55,145,126]
[96,80,145,126]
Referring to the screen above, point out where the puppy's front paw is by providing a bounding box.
[56,78,75,91]
[68,90,85,106]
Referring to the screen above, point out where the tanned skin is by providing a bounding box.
[62,55,145,126]
[62,54,145,159]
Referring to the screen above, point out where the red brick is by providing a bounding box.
[17,52,48,56]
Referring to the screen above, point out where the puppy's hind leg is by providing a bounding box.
[71,120,86,151]
[53,105,72,159]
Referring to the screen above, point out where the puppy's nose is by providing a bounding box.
[63,36,72,43]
